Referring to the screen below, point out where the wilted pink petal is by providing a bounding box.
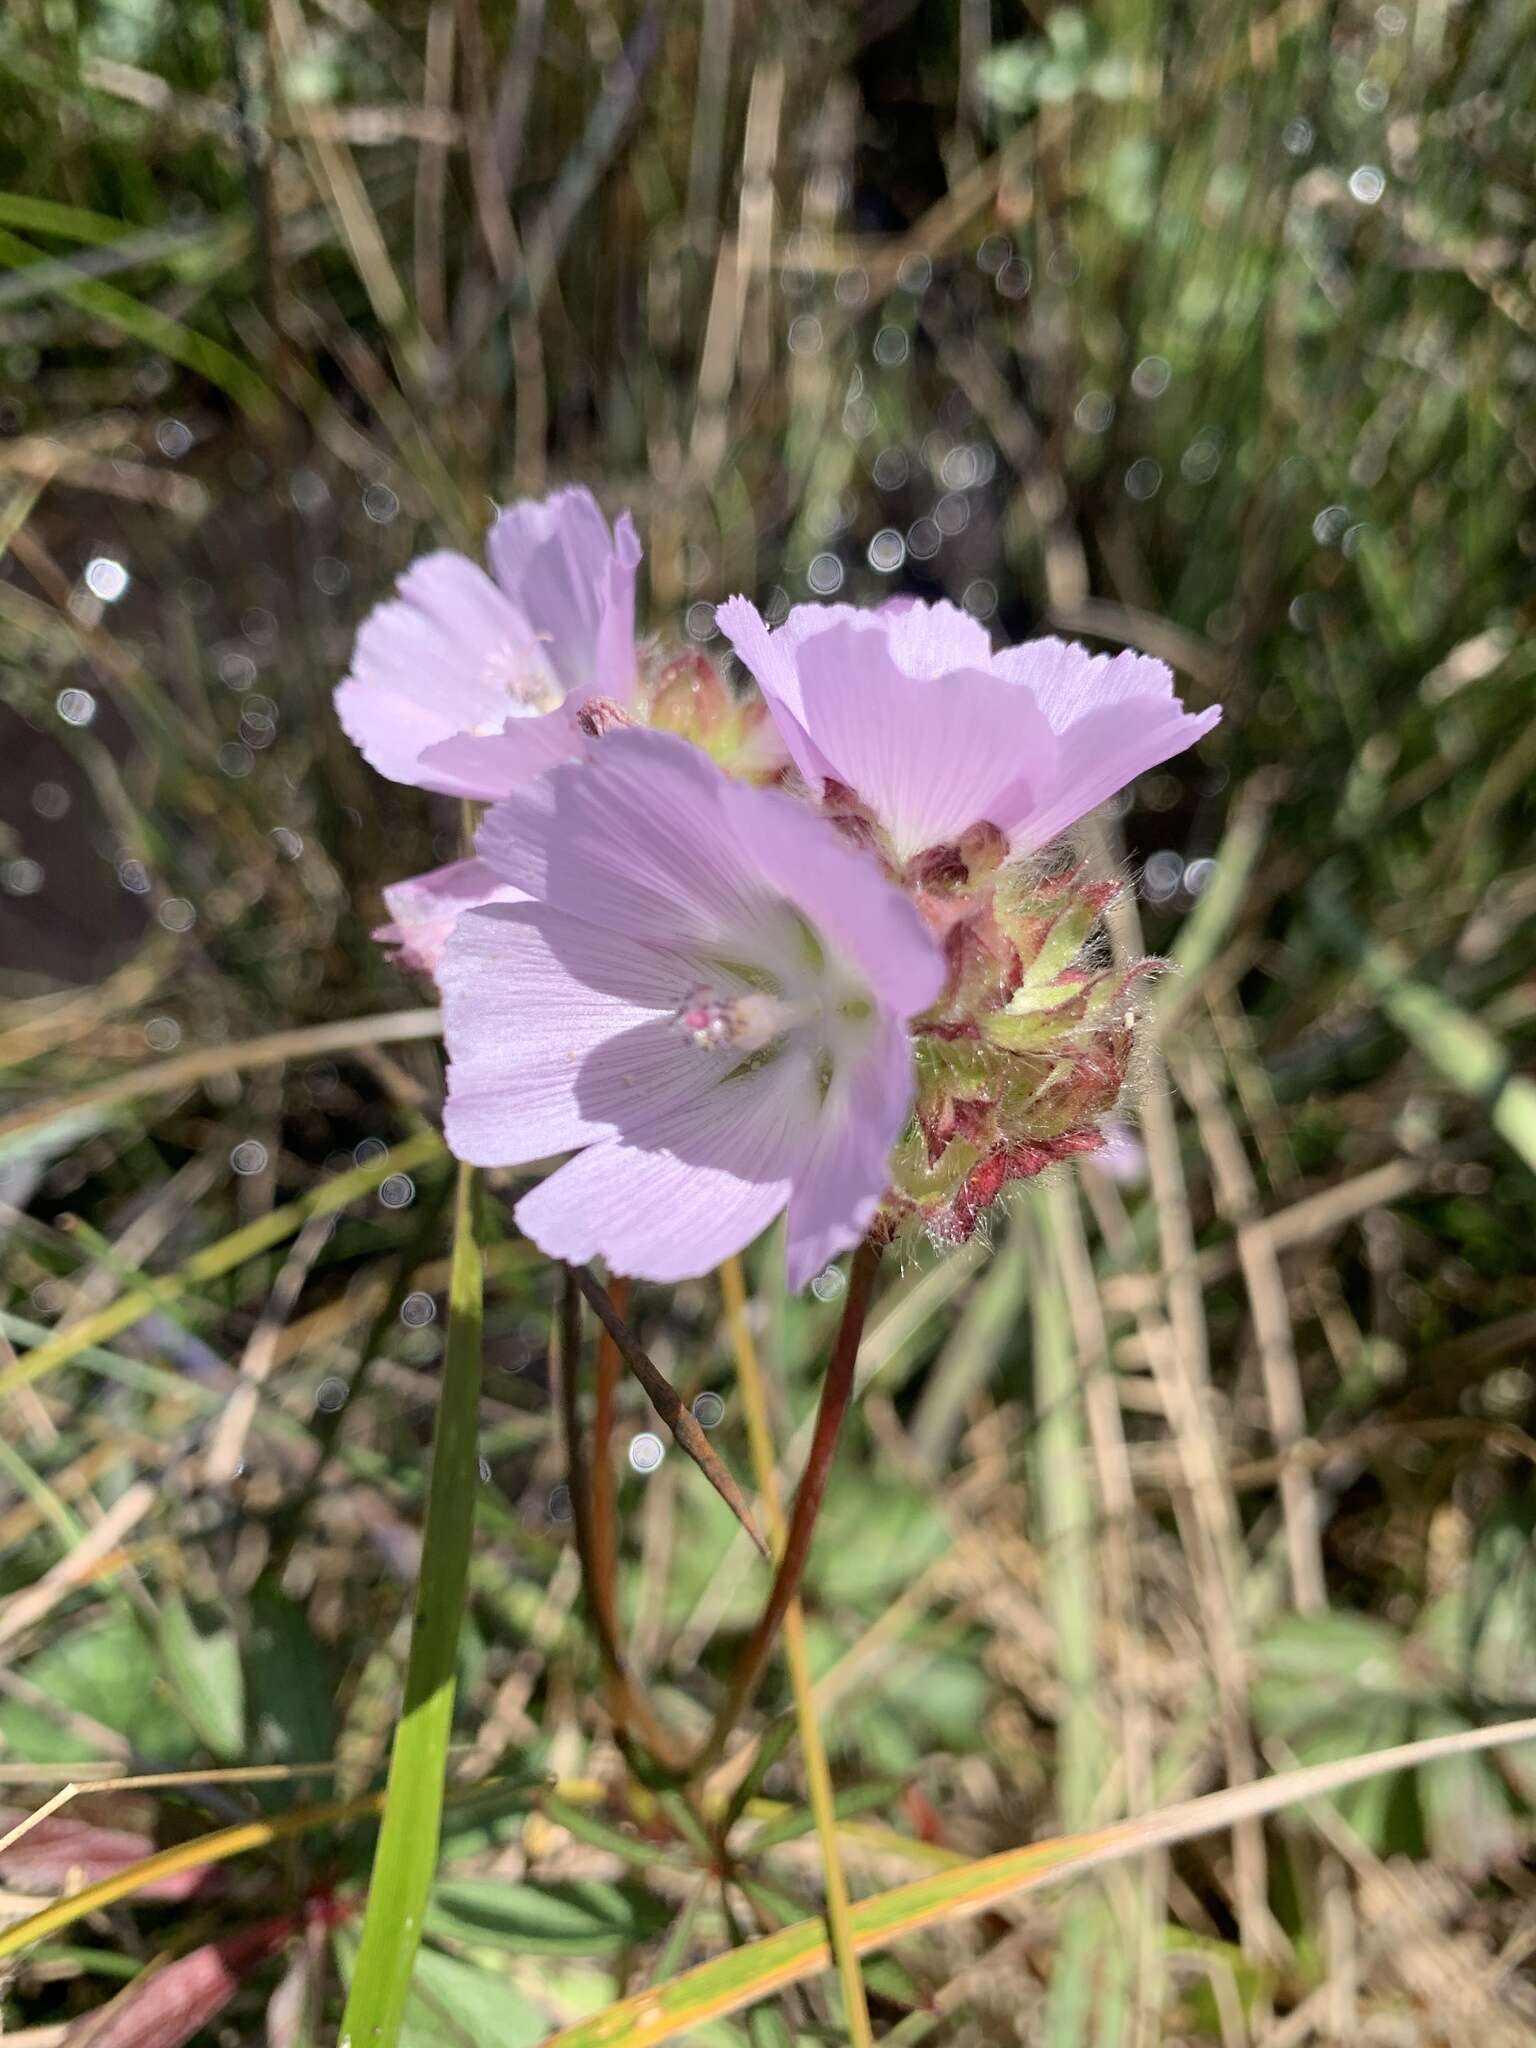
[0,1808,215,1903]
[61,1916,291,2048]
[375,857,525,978]
[718,596,1219,859]
[335,487,640,798]
[440,729,945,1287]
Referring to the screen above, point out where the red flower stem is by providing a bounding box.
[589,1272,628,1631]
[691,1235,882,1774]
[573,1264,769,1558]
[557,1268,687,1772]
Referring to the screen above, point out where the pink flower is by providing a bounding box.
[374,858,524,977]
[335,486,641,800]
[716,596,1220,862]
[439,728,945,1286]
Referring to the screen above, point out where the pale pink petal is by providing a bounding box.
[726,776,945,1018]
[991,640,1177,730]
[415,702,589,800]
[515,1142,797,1283]
[989,640,1222,846]
[486,489,641,704]
[440,902,705,1165]
[475,728,798,949]
[1001,699,1222,854]
[335,552,560,794]
[1091,1119,1148,1187]
[512,1050,818,1282]
[784,1011,915,1289]
[376,858,525,976]
[787,622,1061,858]
[717,596,997,793]
[714,595,837,787]
[591,514,643,706]
[475,729,944,1020]
[882,598,995,677]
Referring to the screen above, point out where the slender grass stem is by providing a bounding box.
[719,1252,874,2046]
[694,1237,881,1771]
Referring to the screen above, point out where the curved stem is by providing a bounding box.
[590,1272,627,1628]
[557,1268,687,1772]
[573,1265,768,1557]
[692,1236,882,1772]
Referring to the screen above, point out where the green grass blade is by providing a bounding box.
[1309,865,1536,1171]
[1027,1194,1121,2047]
[0,225,278,421]
[338,1162,489,2048]
[0,190,139,244]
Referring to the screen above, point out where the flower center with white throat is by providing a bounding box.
[673,984,821,1053]
[474,634,564,726]
[670,903,879,1095]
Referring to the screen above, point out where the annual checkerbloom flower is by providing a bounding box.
[339,504,1225,1270]
[336,485,642,799]
[438,729,944,1286]
[716,595,1220,864]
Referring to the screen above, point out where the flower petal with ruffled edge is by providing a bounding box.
[989,637,1221,853]
[439,728,945,1287]
[374,858,526,978]
[717,595,1220,859]
[334,487,640,799]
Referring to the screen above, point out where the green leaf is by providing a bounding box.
[403,1948,551,2048]
[0,224,277,421]
[339,1165,491,2048]
[427,1878,670,1957]
[1415,1710,1527,1873]
[1251,1611,1416,1730]
[335,1935,550,2048]
[159,1593,246,1760]
[743,1782,903,1858]
[808,1481,947,1607]
[0,1614,196,1764]
[247,1575,335,1784]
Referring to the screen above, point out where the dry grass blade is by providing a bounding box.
[572,1265,768,1561]
[720,1254,874,2046]
[0,1009,441,1154]
[0,1482,155,1653]
[0,1132,443,1404]
[544,1716,1536,2048]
